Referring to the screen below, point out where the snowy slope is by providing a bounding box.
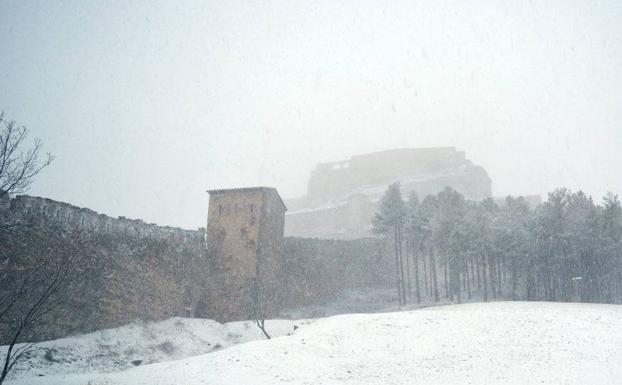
[2,317,306,381]
[7,302,622,385]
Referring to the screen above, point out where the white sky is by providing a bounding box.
[1,0,621,229]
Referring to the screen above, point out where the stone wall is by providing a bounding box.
[0,195,393,342]
[280,237,392,308]
[7,195,202,242]
[0,195,210,343]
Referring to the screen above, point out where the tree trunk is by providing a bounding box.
[476,256,484,289]
[462,259,467,292]
[393,227,402,306]
[1,320,25,384]
[489,255,497,299]
[529,269,535,301]
[456,269,462,304]
[444,262,449,299]
[422,246,429,296]
[413,242,421,303]
[429,253,434,297]
[510,259,517,301]
[470,256,477,291]
[497,255,503,297]
[255,319,271,339]
[431,251,439,302]
[482,254,488,302]
[398,228,406,304]
[466,257,472,300]
[405,236,412,300]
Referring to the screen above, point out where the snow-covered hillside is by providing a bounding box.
[2,317,305,381]
[7,302,622,385]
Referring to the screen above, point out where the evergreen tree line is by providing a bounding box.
[372,183,622,306]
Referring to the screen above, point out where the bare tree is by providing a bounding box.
[251,285,271,339]
[250,271,271,340]
[254,318,271,340]
[0,225,95,384]
[0,112,53,201]
[0,112,58,383]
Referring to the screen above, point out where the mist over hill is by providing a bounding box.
[285,147,492,239]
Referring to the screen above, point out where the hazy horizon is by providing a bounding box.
[1,1,621,229]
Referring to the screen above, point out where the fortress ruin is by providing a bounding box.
[285,147,492,239]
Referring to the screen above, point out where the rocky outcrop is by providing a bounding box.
[285,147,492,239]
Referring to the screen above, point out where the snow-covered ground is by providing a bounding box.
[2,317,307,381]
[6,301,622,385]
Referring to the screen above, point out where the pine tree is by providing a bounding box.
[372,183,407,305]
[405,192,422,303]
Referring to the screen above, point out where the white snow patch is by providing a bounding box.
[2,317,307,381]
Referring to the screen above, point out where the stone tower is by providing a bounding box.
[205,187,287,321]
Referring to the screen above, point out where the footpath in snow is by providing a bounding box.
[5,301,622,385]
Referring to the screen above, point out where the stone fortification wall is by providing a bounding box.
[280,237,392,308]
[6,195,202,242]
[0,195,393,343]
[0,195,209,343]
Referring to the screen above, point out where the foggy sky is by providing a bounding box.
[1,0,621,229]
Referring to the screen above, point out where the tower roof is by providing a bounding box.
[206,186,287,211]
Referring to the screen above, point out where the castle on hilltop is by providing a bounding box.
[285,147,492,239]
